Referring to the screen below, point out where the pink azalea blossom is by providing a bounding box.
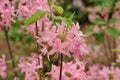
[48,38,69,56]
[0,0,14,29]
[18,0,87,59]
[49,61,86,80]
[37,22,86,58]
[116,54,120,62]
[0,54,7,79]
[87,64,120,80]
[18,53,42,80]
[17,0,50,18]
[17,0,50,37]
[13,77,20,80]
[65,23,86,58]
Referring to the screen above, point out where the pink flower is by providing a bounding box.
[18,53,42,80]
[86,64,103,80]
[17,0,50,18]
[48,38,72,57]
[37,26,57,55]
[0,54,7,79]
[66,23,86,58]
[49,61,86,80]
[87,64,120,80]
[37,22,86,58]
[116,54,120,62]
[56,22,66,36]
[13,77,20,80]
[17,0,50,37]
[0,0,14,29]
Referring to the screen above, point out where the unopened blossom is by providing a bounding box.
[0,54,7,79]
[18,53,42,80]
[49,61,86,80]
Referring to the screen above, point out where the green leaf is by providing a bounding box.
[48,0,54,6]
[91,19,107,25]
[112,49,120,52]
[106,27,120,38]
[108,18,117,23]
[114,62,120,67]
[69,12,75,20]
[85,26,94,34]
[93,33,104,44]
[24,10,46,26]
[54,16,72,28]
[53,6,64,15]
[102,0,115,8]
[47,59,52,70]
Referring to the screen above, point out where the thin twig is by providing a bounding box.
[35,22,42,80]
[59,54,63,80]
[35,22,39,50]
[4,30,17,76]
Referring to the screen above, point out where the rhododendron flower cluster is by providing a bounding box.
[1,0,120,80]
[18,0,50,18]
[0,54,7,79]
[17,0,51,37]
[49,61,86,80]
[86,65,120,80]
[18,53,42,80]
[37,22,86,58]
[0,0,14,30]
[86,54,120,80]
[1,0,87,80]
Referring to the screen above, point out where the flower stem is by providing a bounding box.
[59,54,63,80]
[35,22,41,80]
[35,22,39,50]
[4,30,17,76]
[41,21,46,75]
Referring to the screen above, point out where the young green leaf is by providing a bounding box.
[102,0,115,8]
[47,59,52,70]
[69,12,75,20]
[114,62,120,67]
[48,0,54,6]
[24,10,46,26]
[106,27,120,38]
[85,26,94,34]
[54,16,72,28]
[108,18,117,23]
[91,19,107,25]
[53,6,64,15]
[93,33,104,44]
